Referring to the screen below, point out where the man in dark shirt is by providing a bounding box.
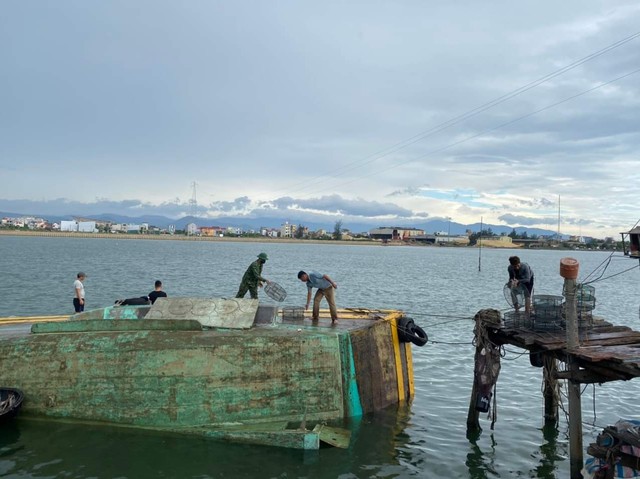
[507,256,534,313]
[148,280,167,304]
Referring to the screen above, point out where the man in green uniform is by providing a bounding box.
[236,253,270,299]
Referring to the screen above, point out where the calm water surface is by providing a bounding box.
[1,236,639,478]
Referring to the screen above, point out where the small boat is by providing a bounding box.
[0,298,426,449]
[0,387,24,423]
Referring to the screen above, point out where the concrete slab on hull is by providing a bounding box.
[145,297,259,329]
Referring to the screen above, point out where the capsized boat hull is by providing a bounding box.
[0,299,417,449]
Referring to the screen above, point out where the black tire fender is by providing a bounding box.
[409,325,428,347]
[396,317,415,343]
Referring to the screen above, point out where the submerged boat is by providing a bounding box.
[0,387,24,424]
[0,298,426,449]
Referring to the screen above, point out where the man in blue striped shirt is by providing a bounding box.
[297,270,338,324]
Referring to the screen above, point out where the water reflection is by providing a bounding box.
[531,424,565,478]
[465,423,569,479]
[465,429,498,479]
[0,405,419,478]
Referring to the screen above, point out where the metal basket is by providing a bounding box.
[533,316,566,331]
[533,295,563,321]
[577,308,594,330]
[264,282,287,302]
[282,306,305,321]
[577,284,596,302]
[503,311,533,329]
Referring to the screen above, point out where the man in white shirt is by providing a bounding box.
[73,272,86,312]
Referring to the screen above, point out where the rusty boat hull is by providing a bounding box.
[0,298,417,449]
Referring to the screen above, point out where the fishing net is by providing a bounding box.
[503,282,526,310]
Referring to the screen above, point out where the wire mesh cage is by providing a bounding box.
[560,284,596,330]
[533,295,564,319]
[577,308,594,330]
[281,306,305,321]
[533,295,565,331]
[502,310,533,329]
[533,316,566,331]
[503,282,526,310]
[264,282,287,302]
[577,284,596,311]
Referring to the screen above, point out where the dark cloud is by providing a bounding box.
[498,214,558,226]
[0,194,423,223]
[386,186,426,197]
[0,198,185,217]
[208,197,252,212]
[266,195,415,218]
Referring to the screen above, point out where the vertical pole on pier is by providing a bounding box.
[543,357,559,425]
[467,375,481,432]
[561,258,583,479]
[478,216,483,272]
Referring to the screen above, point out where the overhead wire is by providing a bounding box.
[301,66,640,197]
[583,263,640,285]
[277,30,640,197]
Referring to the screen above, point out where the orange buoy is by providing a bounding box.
[560,257,579,279]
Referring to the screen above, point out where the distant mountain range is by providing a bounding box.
[0,210,560,237]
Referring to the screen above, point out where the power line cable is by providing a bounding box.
[583,263,640,285]
[301,66,640,197]
[279,30,640,197]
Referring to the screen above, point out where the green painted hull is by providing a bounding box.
[0,302,415,449]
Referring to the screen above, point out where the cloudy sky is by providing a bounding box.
[1,1,639,237]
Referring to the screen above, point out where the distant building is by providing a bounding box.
[60,220,78,232]
[369,227,425,241]
[280,222,297,238]
[186,223,198,236]
[479,235,518,248]
[78,221,96,233]
[434,233,469,245]
[201,226,225,237]
[621,226,640,258]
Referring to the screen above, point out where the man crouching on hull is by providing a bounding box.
[297,270,338,324]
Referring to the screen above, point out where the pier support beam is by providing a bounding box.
[561,258,583,479]
[543,357,559,425]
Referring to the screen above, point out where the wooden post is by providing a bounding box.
[467,314,483,432]
[466,372,481,432]
[543,357,559,424]
[561,258,583,479]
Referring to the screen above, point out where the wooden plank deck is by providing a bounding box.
[490,318,640,382]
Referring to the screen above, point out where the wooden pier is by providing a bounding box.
[490,319,640,384]
[468,258,640,479]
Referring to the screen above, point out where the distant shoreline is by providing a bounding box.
[0,229,384,246]
[0,230,533,249]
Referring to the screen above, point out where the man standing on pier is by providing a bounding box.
[508,256,534,314]
[297,270,339,324]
